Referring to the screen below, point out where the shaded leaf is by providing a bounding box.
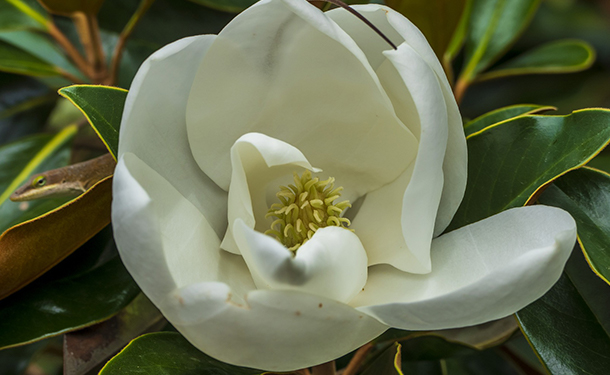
[0,0,48,31]
[0,73,56,145]
[479,39,595,81]
[460,0,540,82]
[464,104,556,137]
[0,340,46,375]
[538,167,610,285]
[64,294,164,375]
[59,84,128,157]
[0,226,140,349]
[37,0,105,16]
[399,337,477,362]
[443,0,472,81]
[186,0,256,13]
[515,249,610,375]
[448,109,610,231]
[99,332,263,375]
[439,349,524,375]
[0,39,62,77]
[361,342,403,375]
[0,125,76,234]
[385,0,467,60]
[0,175,112,299]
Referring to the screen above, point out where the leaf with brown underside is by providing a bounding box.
[0,175,112,300]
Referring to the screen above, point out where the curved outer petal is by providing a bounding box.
[186,0,417,201]
[112,154,387,371]
[328,5,467,236]
[118,35,228,238]
[350,43,447,274]
[234,220,368,303]
[221,133,319,254]
[351,206,576,330]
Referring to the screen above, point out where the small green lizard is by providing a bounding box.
[10,153,116,202]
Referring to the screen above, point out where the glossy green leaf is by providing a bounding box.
[448,109,610,231]
[385,0,467,60]
[59,85,128,157]
[0,74,56,145]
[361,342,403,375]
[0,125,76,234]
[464,104,556,136]
[516,249,610,375]
[0,39,61,77]
[0,226,140,349]
[479,39,595,81]
[460,0,540,82]
[538,167,610,285]
[100,332,263,375]
[0,0,48,31]
[64,294,163,375]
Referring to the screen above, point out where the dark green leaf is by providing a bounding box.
[0,227,140,349]
[0,39,62,77]
[538,167,610,285]
[515,249,610,375]
[99,332,263,375]
[464,104,555,136]
[439,349,523,375]
[0,0,48,31]
[186,0,256,13]
[460,0,540,82]
[448,109,610,231]
[361,342,402,375]
[385,0,467,60]
[479,39,595,81]
[59,85,127,157]
[100,30,156,89]
[0,340,46,375]
[0,73,56,145]
[399,336,477,361]
[0,126,76,234]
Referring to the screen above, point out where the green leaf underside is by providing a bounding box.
[448,109,610,232]
[461,0,540,82]
[0,0,48,31]
[0,39,60,76]
[361,342,403,375]
[479,39,595,81]
[464,104,556,136]
[539,167,610,285]
[100,332,263,375]
[59,85,128,158]
[385,0,466,61]
[0,227,140,349]
[516,250,610,375]
[0,126,75,234]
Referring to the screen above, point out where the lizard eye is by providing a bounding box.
[32,176,46,188]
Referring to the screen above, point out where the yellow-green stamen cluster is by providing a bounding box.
[265,170,352,252]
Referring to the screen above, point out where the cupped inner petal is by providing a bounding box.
[350,206,577,330]
[350,43,448,274]
[233,220,368,304]
[116,153,256,306]
[186,0,417,198]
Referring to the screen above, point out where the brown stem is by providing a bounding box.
[311,361,336,375]
[47,21,90,79]
[342,343,373,375]
[107,0,155,85]
[453,77,469,105]
[73,12,107,83]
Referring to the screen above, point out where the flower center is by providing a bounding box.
[265,170,352,252]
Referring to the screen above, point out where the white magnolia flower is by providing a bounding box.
[112,0,576,371]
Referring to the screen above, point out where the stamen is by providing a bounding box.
[265,170,352,252]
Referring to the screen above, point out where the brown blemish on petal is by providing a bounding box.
[318,303,323,308]
[178,296,184,306]
[295,311,301,316]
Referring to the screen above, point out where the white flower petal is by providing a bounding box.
[222,132,319,254]
[351,206,576,329]
[186,0,417,199]
[118,35,228,238]
[165,285,387,371]
[351,43,448,274]
[328,5,467,236]
[113,153,256,305]
[233,219,368,303]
